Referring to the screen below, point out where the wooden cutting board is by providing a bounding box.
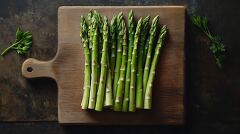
[21,6,185,125]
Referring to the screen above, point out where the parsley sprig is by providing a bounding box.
[1,28,32,56]
[192,15,226,68]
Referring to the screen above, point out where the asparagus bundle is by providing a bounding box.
[80,10,167,112]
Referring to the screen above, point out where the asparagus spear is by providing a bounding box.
[113,12,124,99]
[129,18,143,112]
[136,16,150,109]
[104,54,113,107]
[114,19,127,111]
[143,16,159,96]
[122,10,135,112]
[104,16,117,107]
[80,16,91,109]
[95,16,109,111]
[110,16,118,78]
[88,15,99,109]
[144,25,167,109]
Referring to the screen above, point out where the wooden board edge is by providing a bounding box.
[58,119,185,125]
[58,6,186,11]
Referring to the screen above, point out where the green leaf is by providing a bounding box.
[1,27,32,56]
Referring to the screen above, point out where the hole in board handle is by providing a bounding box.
[27,67,33,72]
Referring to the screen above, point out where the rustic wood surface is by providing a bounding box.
[1,0,240,133]
[22,6,185,125]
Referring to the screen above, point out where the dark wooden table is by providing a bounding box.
[1,0,240,133]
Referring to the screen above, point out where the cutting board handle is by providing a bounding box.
[22,58,55,79]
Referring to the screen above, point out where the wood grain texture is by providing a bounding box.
[22,6,185,125]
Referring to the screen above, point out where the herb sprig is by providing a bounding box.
[1,28,32,56]
[192,15,226,68]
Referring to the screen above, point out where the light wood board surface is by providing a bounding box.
[22,6,185,125]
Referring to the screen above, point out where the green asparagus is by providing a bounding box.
[93,11,103,91]
[113,12,124,99]
[80,11,168,112]
[122,10,135,112]
[144,25,167,109]
[114,19,127,111]
[129,18,143,112]
[95,16,109,111]
[88,15,99,109]
[80,16,91,109]
[104,15,117,107]
[143,16,159,97]
[136,16,150,109]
